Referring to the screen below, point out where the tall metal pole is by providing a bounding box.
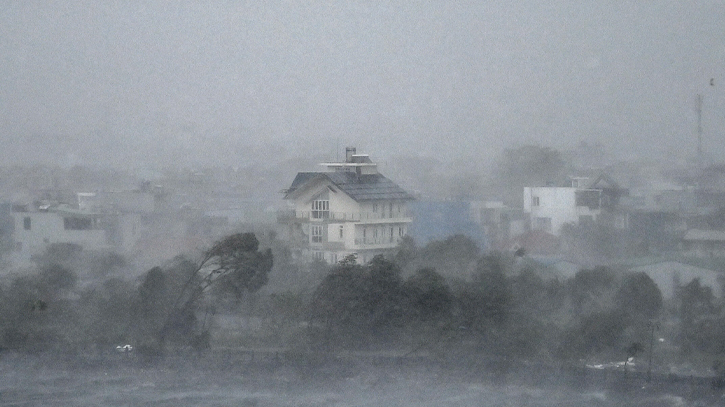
[647,321,659,383]
[697,94,703,173]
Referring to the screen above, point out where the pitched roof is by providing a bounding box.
[683,229,725,242]
[587,173,622,190]
[284,171,414,202]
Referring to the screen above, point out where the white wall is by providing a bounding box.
[524,187,578,235]
[293,179,360,218]
[13,212,108,257]
[288,177,412,263]
[524,187,603,235]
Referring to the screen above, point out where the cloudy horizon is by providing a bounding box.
[1,1,724,169]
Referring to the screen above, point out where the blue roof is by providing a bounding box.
[408,200,486,247]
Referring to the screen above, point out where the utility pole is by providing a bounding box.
[647,320,660,383]
[696,94,703,174]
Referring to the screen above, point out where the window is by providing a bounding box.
[339,225,344,239]
[532,196,540,207]
[311,225,323,243]
[389,203,394,218]
[575,190,600,209]
[372,203,378,213]
[23,217,31,230]
[390,227,394,243]
[313,251,325,261]
[399,226,404,237]
[311,199,329,219]
[64,217,93,230]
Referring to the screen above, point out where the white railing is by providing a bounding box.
[354,237,402,247]
[291,210,412,221]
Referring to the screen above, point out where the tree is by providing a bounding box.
[560,309,630,358]
[570,266,617,315]
[416,234,480,279]
[32,242,83,264]
[309,255,407,348]
[158,233,273,347]
[678,278,717,354]
[79,278,137,352]
[38,263,78,294]
[615,272,663,319]
[458,255,512,335]
[393,235,418,269]
[0,266,80,353]
[403,268,453,322]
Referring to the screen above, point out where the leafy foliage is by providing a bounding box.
[413,234,480,279]
[403,268,453,322]
[458,255,511,333]
[159,233,273,346]
[570,266,617,314]
[615,272,663,319]
[310,255,406,347]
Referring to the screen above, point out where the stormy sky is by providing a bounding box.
[1,1,724,169]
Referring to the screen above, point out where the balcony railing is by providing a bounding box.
[354,237,403,247]
[281,210,412,222]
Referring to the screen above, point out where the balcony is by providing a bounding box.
[282,210,412,223]
[353,237,403,249]
[309,241,346,251]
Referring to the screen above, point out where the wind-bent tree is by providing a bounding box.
[159,233,273,347]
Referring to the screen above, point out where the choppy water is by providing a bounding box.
[0,354,718,406]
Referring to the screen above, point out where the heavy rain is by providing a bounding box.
[1,1,725,406]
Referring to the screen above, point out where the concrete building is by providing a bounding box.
[523,175,625,236]
[11,204,110,258]
[279,148,414,264]
[8,189,159,263]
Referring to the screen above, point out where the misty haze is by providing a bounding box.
[1,1,725,406]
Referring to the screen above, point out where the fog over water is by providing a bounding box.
[0,355,699,407]
[1,1,724,169]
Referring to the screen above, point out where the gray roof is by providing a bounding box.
[285,171,414,202]
[683,229,725,242]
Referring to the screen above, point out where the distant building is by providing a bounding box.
[523,175,626,236]
[8,189,159,263]
[279,147,414,264]
[682,229,725,258]
[469,200,526,249]
[11,204,110,259]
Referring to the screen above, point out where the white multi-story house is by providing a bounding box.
[523,175,625,236]
[9,189,158,263]
[11,204,110,259]
[280,148,414,264]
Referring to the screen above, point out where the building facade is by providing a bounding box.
[11,204,109,258]
[279,148,414,264]
[523,175,625,236]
